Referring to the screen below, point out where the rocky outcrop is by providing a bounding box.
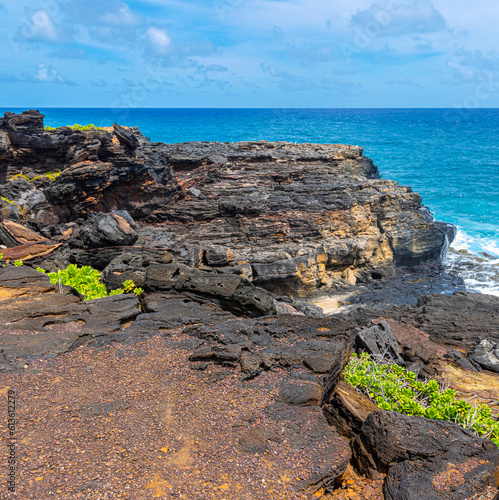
[79,211,138,248]
[3,110,499,499]
[145,263,277,317]
[0,110,455,298]
[135,140,453,296]
[353,410,499,499]
[0,266,141,371]
[352,291,499,349]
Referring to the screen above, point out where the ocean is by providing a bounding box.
[3,107,498,295]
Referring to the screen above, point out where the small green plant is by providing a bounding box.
[13,260,24,266]
[44,124,104,131]
[37,265,142,300]
[0,196,15,206]
[0,196,24,216]
[10,171,61,182]
[342,352,499,447]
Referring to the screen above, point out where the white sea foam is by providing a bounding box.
[444,229,499,296]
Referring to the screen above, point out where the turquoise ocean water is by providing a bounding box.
[3,108,499,295]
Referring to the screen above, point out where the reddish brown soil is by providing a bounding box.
[1,331,497,500]
[0,331,383,499]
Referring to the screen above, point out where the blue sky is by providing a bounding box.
[0,0,498,107]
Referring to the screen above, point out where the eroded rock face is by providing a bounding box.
[353,291,499,349]
[1,110,454,298]
[136,140,453,296]
[80,212,138,248]
[353,410,499,500]
[0,266,141,372]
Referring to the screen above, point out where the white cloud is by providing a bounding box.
[100,4,141,27]
[34,64,64,83]
[350,0,447,36]
[147,27,171,52]
[16,9,76,44]
[443,48,499,84]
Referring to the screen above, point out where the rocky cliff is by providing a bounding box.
[0,110,455,298]
[2,110,499,500]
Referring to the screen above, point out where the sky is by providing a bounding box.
[0,0,498,108]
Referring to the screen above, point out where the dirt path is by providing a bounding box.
[1,331,389,499]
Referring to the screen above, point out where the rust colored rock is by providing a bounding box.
[0,219,49,247]
[323,380,378,439]
[0,242,62,261]
[353,410,499,499]
[373,317,448,364]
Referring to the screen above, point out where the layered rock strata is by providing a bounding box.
[0,110,455,298]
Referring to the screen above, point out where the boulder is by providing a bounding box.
[113,122,139,150]
[468,340,499,373]
[353,410,499,499]
[322,380,379,439]
[80,212,138,248]
[373,317,448,364]
[145,263,276,317]
[355,320,405,364]
[0,219,49,247]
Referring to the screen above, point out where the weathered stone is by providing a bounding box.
[80,212,138,248]
[204,245,232,266]
[279,382,322,406]
[468,340,499,373]
[323,381,378,439]
[145,263,276,317]
[113,122,139,150]
[0,242,62,261]
[355,320,405,364]
[0,266,141,371]
[413,292,499,347]
[353,410,499,499]
[0,219,49,247]
[373,317,448,364]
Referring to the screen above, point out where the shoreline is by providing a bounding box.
[2,110,499,499]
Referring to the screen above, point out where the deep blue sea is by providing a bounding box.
[3,108,499,294]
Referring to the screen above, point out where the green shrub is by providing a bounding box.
[342,352,499,446]
[10,171,61,182]
[37,264,143,300]
[44,124,104,131]
[0,196,16,206]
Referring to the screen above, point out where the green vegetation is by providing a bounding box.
[10,171,61,182]
[0,196,16,206]
[37,264,143,300]
[342,352,499,446]
[0,196,24,216]
[13,260,24,266]
[44,123,104,131]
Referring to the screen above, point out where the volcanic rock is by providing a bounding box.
[145,263,277,317]
[355,320,405,364]
[468,340,499,373]
[353,410,499,499]
[79,211,138,248]
[1,110,457,298]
